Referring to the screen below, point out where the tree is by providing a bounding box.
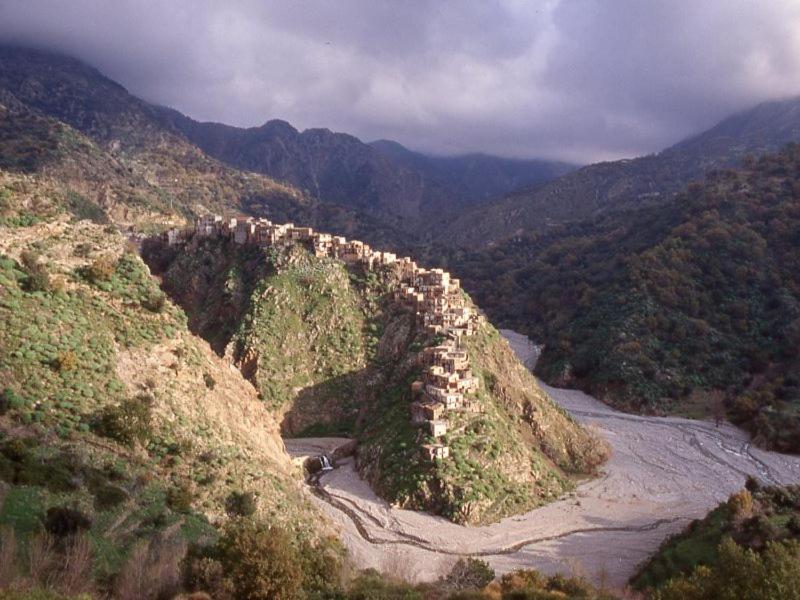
[443,558,495,591]
[216,519,304,600]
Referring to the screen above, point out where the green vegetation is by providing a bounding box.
[632,481,800,592]
[231,246,371,417]
[454,144,800,451]
[0,215,321,596]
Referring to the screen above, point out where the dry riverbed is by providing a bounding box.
[285,330,800,590]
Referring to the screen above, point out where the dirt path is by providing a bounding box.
[293,330,800,590]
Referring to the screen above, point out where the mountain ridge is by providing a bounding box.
[440,95,800,247]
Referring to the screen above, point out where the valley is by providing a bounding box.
[293,330,800,590]
[1,35,800,598]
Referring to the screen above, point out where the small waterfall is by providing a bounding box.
[320,455,333,471]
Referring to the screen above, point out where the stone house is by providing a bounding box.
[234,218,256,244]
[428,419,448,437]
[422,444,450,460]
[195,215,222,237]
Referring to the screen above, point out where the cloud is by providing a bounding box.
[1,0,799,163]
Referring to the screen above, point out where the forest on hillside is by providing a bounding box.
[452,144,800,452]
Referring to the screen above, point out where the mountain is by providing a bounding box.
[0,45,418,250]
[441,96,800,247]
[0,169,347,596]
[368,139,574,209]
[157,107,574,232]
[453,144,800,452]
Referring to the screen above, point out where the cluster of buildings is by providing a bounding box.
[168,215,485,462]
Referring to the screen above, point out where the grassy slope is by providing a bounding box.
[158,238,608,525]
[0,176,318,581]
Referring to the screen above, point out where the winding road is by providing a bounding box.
[285,330,800,590]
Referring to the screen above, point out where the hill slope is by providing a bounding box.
[0,172,333,595]
[632,481,800,595]
[151,229,607,525]
[441,97,800,247]
[453,144,800,452]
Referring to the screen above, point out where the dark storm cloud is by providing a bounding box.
[1,0,799,162]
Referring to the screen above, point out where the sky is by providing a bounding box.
[1,0,800,163]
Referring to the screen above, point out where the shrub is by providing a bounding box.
[55,350,78,372]
[745,475,762,493]
[186,556,234,600]
[167,483,194,513]
[225,491,256,517]
[20,251,51,292]
[141,290,166,313]
[443,557,495,591]
[85,255,117,283]
[91,394,153,447]
[93,484,128,511]
[0,388,24,415]
[114,537,186,600]
[44,507,92,537]
[728,489,754,519]
[216,519,304,600]
[202,373,216,390]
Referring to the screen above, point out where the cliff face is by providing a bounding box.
[154,225,608,525]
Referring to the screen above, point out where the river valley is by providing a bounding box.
[285,330,800,590]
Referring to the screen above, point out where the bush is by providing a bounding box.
[55,350,78,372]
[44,506,92,537]
[656,538,800,600]
[225,491,256,517]
[728,489,754,519]
[91,394,153,447]
[0,388,25,415]
[203,373,216,390]
[141,290,166,313]
[216,519,304,600]
[443,557,495,591]
[745,475,762,493]
[93,484,128,511]
[20,251,51,292]
[166,483,194,513]
[85,255,117,283]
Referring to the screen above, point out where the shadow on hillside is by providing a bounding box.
[280,369,373,439]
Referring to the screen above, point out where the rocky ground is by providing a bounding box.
[288,330,800,591]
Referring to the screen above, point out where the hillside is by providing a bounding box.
[0,171,349,596]
[158,109,573,234]
[151,223,608,525]
[453,144,800,452]
[632,480,800,596]
[441,96,800,247]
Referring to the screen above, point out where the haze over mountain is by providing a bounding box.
[158,106,574,231]
[441,96,800,247]
[3,4,800,598]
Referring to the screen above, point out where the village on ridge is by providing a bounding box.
[166,215,486,461]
